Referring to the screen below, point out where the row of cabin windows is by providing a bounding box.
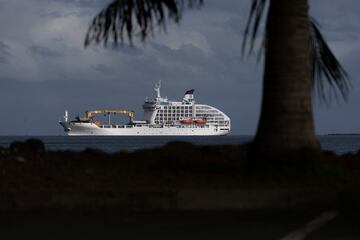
[197,115,223,118]
[196,114,223,118]
[162,106,193,110]
[196,110,220,114]
[160,105,216,111]
[158,111,192,114]
[155,115,228,122]
[158,109,193,113]
[157,112,192,116]
[196,106,211,110]
[154,121,228,126]
[155,115,190,121]
[155,114,191,119]
[154,120,229,125]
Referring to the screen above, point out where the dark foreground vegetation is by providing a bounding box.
[0,139,360,213]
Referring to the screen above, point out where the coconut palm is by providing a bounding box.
[85,0,349,156]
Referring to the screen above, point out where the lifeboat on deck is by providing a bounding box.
[180,118,193,125]
[194,118,207,124]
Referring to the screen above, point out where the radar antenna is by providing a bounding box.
[154,80,161,98]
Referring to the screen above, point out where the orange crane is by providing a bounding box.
[85,110,135,124]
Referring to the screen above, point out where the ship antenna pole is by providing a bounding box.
[155,80,161,98]
[64,110,69,122]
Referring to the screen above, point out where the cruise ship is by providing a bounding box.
[59,82,230,136]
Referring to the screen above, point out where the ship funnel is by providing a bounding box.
[183,89,195,103]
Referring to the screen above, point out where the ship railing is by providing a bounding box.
[99,124,135,129]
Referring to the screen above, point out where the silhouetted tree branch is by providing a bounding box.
[309,19,350,104]
[84,0,203,47]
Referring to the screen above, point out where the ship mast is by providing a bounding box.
[154,80,161,98]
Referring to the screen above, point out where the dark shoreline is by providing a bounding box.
[0,139,360,213]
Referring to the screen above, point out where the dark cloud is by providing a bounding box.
[40,11,63,19]
[90,64,115,75]
[0,41,11,64]
[48,0,110,8]
[115,45,144,56]
[30,45,63,58]
[151,43,207,67]
[225,17,244,35]
[310,0,360,40]
[202,1,250,15]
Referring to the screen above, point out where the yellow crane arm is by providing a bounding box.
[85,110,135,121]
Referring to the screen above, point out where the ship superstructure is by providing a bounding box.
[59,82,230,136]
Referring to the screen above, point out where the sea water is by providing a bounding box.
[0,135,359,155]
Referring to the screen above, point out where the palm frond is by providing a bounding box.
[84,0,203,47]
[309,18,350,103]
[242,1,350,102]
[242,0,267,55]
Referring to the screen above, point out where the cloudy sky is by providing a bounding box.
[0,0,359,135]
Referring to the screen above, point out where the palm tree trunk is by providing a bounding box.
[253,0,320,156]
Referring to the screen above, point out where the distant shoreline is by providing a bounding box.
[328,133,360,136]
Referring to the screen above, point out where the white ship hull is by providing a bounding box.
[60,122,229,136]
